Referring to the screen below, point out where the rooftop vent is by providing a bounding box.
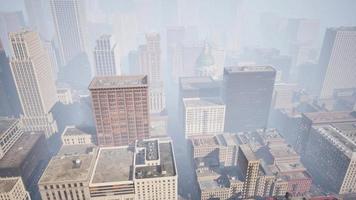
[72,159,81,168]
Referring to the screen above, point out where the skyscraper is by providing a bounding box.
[0,11,25,56]
[237,145,260,199]
[93,34,120,76]
[9,30,58,138]
[89,75,150,146]
[183,97,225,138]
[24,0,53,40]
[317,27,356,98]
[223,66,276,132]
[139,33,161,82]
[138,33,166,114]
[50,0,86,65]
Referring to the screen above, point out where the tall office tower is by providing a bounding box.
[50,0,86,65]
[0,40,21,117]
[237,145,260,199]
[89,76,150,146]
[139,33,161,82]
[183,98,225,138]
[223,66,276,132]
[0,177,31,200]
[318,27,356,98]
[93,34,120,76]
[149,82,166,113]
[44,40,59,80]
[24,0,53,40]
[304,124,356,195]
[0,11,25,56]
[9,30,58,138]
[0,118,23,159]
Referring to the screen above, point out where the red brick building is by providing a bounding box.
[89,75,150,146]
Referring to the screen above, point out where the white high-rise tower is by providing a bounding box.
[93,34,120,76]
[10,30,58,138]
[318,27,356,98]
[50,0,86,65]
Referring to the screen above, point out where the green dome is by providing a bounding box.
[196,43,214,68]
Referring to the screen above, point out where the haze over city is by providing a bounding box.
[0,0,356,200]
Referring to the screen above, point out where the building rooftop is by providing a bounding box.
[303,111,356,124]
[190,135,219,147]
[91,147,134,184]
[239,144,258,161]
[40,150,96,184]
[58,144,96,156]
[183,97,225,108]
[0,177,19,193]
[281,171,311,181]
[134,140,176,179]
[0,117,18,138]
[313,125,356,158]
[224,65,275,73]
[0,132,43,169]
[89,75,148,90]
[275,161,306,174]
[62,126,91,136]
[179,76,220,91]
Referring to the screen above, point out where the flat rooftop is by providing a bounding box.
[0,177,19,193]
[269,144,299,160]
[216,133,241,146]
[179,76,220,90]
[183,97,224,108]
[0,132,43,169]
[239,144,258,161]
[58,144,96,156]
[190,135,219,147]
[281,171,311,181]
[275,161,306,174]
[313,125,356,158]
[303,111,356,124]
[91,147,134,184]
[40,153,95,184]
[135,141,176,179]
[225,65,275,73]
[89,75,148,90]
[63,126,91,136]
[0,117,18,137]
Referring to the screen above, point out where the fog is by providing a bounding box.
[1,0,356,200]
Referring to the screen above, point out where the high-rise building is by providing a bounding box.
[183,98,225,138]
[24,0,53,40]
[223,66,276,132]
[304,123,356,195]
[9,30,58,138]
[0,177,31,200]
[89,75,150,146]
[93,34,120,76]
[238,145,260,199]
[149,82,166,113]
[43,40,59,80]
[0,11,25,56]
[318,27,356,98]
[139,33,161,82]
[50,0,86,65]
